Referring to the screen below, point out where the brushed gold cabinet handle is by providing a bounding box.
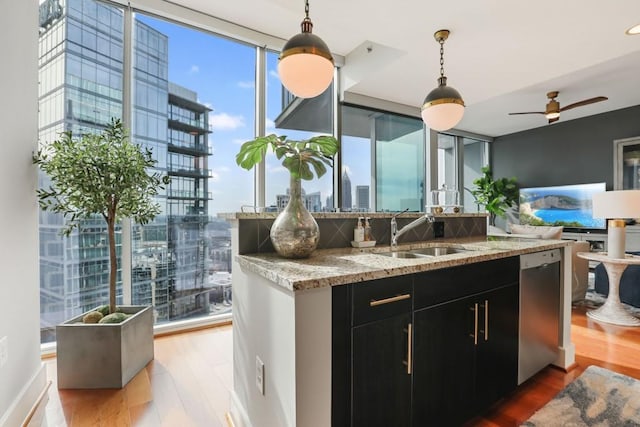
[470,303,478,346]
[484,299,489,342]
[402,323,413,375]
[369,293,411,307]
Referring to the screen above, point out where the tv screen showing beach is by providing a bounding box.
[519,182,606,229]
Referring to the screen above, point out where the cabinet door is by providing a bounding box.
[412,296,476,426]
[475,284,519,411]
[352,313,412,427]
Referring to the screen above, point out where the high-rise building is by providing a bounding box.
[167,83,212,314]
[37,0,213,340]
[326,194,334,211]
[276,185,321,212]
[38,0,127,341]
[342,170,352,211]
[356,185,370,211]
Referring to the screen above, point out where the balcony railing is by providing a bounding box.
[167,189,212,200]
[167,140,212,156]
[167,164,211,178]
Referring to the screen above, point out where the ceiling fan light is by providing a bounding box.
[421,78,465,131]
[278,4,334,99]
[545,111,560,120]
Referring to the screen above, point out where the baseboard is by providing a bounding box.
[229,392,251,427]
[0,363,47,427]
[22,380,51,427]
[225,412,236,427]
[554,343,576,371]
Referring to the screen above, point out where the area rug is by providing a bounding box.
[521,365,640,426]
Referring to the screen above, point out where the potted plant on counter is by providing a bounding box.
[236,134,339,258]
[33,118,169,388]
[471,166,518,227]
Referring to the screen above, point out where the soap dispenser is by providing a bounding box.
[354,217,365,242]
[363,217,372,241]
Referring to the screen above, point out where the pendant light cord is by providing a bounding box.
[305,0,309,19]
[439,38,445,78]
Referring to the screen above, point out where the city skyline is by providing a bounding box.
[136,13,373,214]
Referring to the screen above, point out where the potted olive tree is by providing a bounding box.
[33,118,169,388]
[471,166,518,227]
[236,134,339,258]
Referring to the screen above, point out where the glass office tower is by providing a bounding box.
[38,0,213,341]
[38,0,126,342]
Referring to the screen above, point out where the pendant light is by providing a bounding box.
[421,29,465,131]
[278,0,334,99]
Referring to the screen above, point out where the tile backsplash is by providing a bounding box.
[234,214,487,255]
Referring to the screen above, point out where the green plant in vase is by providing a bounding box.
[236,134,339,258]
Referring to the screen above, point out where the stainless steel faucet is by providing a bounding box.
[390,209,435,247]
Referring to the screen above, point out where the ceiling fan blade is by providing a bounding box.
[548,117,560,124]
[559,96,608,112]
[508,111,545,115]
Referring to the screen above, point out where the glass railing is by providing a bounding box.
[167,189,211,199]
[167,140,212,154]
[166,164,211,177]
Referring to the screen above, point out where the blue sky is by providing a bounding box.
[136,13,371,213]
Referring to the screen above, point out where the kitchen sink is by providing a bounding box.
[409,246,470,256]
[377,246,471,259]
[377,251,430,259]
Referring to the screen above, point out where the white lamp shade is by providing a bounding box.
[278,54,334,99]
[421,102,465,132]
[592,190,640,218]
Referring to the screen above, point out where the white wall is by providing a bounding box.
[0,0,47,425]
[228,220,332,427]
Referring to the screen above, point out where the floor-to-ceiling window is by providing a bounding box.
[38,0,125,342]
[437,133,490,213]
[37,0,257,342]
[375,114,425,212]
[341,106,373,212]
[342,105,424,212]
[130,13,255,324]
[265,51,334,212]
[462,137,489,213]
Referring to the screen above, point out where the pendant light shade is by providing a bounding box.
[278,1,334,99]
[421,30,465,131]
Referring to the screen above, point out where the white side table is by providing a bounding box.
[577,252,640,326]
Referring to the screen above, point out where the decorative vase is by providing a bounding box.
[270,175,319,258]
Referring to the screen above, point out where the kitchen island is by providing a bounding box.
[225,215,574,427]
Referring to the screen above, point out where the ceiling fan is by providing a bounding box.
[508,91,608,124]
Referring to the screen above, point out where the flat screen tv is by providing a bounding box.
[518,182,606,231]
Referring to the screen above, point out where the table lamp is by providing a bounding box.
[592,190,640,259]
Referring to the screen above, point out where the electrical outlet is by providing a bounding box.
[256,356,265,395]
[0,336,8,368]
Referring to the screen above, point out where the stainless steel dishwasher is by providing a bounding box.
[518,249,561,384]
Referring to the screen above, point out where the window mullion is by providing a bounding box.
[121,4,134,305]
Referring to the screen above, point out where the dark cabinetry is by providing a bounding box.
[351,275,412,426]
[332,257,520,427]
[413,284,518,425]
[352,312,412,426]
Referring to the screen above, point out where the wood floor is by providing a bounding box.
[41,305,640,427]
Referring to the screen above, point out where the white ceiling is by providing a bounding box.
[169,0,640,137]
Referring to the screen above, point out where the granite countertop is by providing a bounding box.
[236,236,571,292]
[219,212,486,220]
